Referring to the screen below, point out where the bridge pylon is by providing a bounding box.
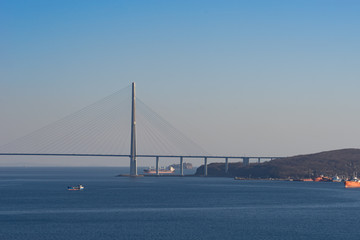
[130,82,137,176]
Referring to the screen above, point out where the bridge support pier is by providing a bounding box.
[243,157,249,166]
[129,158,132,176]
[156,156,159,175]
[258,158,261,164]
[129,156,137,176]
[180,157,184,176]
[204,157,208,176]
[225,157,229,174]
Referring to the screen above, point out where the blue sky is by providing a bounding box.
[1,0,360,166]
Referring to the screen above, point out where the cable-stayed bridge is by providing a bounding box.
[0,83,281,176]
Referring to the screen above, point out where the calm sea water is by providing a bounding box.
[1,167,360,240]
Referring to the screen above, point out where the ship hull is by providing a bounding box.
[301,178,314,182]
[344,181,360,188]
[144,166,175,174]
[144,170,174,174]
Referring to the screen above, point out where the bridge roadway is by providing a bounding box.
[0,153,281,176]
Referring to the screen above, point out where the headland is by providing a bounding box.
[195,148,360,180]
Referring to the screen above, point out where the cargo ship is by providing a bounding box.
[344,177,360,188]
[143,166,175,174]
[169,162,193,169]
[314,176,332,182]
[67,184,84,191]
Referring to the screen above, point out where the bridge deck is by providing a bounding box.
[0,153,281,159]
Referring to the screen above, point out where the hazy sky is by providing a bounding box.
[1,0,360,166]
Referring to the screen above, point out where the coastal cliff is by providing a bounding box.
[195,149,360,179]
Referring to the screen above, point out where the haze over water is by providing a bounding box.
[2,1,360,166]
[1,167,359,240]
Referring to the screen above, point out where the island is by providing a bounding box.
[195,148,360,179]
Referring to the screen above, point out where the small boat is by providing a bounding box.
[332,175,342,182]
[67,184,84,191]
[234,177,246,180]
[344,177,360,188]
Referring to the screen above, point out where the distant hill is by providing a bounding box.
[195,149,360,179]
